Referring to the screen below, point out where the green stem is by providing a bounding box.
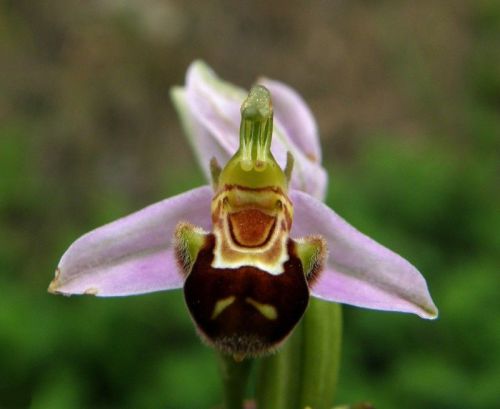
[217,353,253,409]
[256,300,342,409]
[299,300,342,409]
[255,322,303,409]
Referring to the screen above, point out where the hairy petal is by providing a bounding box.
[290,190,438,319]
[49,186,213,297]
[182,61,327,199]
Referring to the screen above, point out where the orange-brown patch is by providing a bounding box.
[228,209,276,248]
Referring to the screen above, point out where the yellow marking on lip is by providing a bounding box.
[245,297,278,320]
[211,296,236,320]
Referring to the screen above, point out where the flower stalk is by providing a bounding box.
[256,322,304,409]
[298,300,342,408]
[256,300,342,409]
[217,353,253,409]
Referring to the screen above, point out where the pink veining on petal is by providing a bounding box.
[49,186,213,297]
[290,190,438,319]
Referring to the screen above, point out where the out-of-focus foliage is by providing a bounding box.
[0,1,498,408]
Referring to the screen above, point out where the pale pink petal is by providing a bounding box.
[185,61,243,157]
[49,186,213,297]
[171,86,231,180]
[258,78,322,162]
[183,61,328,199]
[290,190,438,319]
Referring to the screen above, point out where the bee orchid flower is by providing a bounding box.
[49,61,438,360]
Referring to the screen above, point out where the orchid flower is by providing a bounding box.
[49,61,438,361]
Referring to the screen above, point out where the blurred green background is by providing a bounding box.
[1,1,499,408]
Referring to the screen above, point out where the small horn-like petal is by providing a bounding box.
[49,186,213,297]
[290,190,438,319]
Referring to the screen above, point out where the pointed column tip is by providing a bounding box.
[217,84,288,189]
[241,85,273,120]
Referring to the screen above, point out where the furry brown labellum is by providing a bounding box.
[174,86,326,359]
